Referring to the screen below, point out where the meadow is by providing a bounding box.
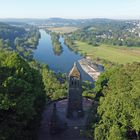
[48,26,78,33]
[75,41,140,64]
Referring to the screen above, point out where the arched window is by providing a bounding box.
[71,77,75,86]
[71,80,73,85]
[77,81,79,86]
[75,80,77,86]
[70,77,80,87]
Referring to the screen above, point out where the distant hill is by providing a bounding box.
[1,18,138,27]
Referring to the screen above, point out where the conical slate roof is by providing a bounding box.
[69,62,80,78]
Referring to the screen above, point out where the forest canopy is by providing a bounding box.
[0,49,46,140]
[88,62,140,140]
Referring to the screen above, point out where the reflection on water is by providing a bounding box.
[34,30,93,82]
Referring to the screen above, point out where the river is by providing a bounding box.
[33,30,93,82]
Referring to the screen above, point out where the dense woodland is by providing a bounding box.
[0,22,40,59]
[87,62,140,140]
[0,49,68,140]
[0,23,68,139]
[0,49,46,140]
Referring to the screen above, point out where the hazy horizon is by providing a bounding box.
[0,0,140,19]
[0,17,140,20]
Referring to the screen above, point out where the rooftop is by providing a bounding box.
[69,62,80,78]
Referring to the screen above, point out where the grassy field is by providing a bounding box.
[48,26,78,33]
[75,41,140,64]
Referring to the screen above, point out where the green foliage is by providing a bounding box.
[50,32,63,55]
[0,23,40,60]
[82,81,95,98]
[0,50,46,140]
[0,23,26,42]
[41,65,67,100]
[64,36,77,51]
[94,66,120,100]
[71,21,140,47]
[107,125,124,140]
[89,62,140,140]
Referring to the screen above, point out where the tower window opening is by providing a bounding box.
[71,80,73,85]
[77,81,79,86]
[75,81,77,86]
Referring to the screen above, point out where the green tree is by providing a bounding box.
[0,50,46,140]
[88,62,140,140]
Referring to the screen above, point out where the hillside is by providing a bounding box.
[0,49,46,140]
[88,62,140,140]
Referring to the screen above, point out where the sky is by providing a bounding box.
[0,0,140,19]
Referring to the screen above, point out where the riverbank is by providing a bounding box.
[33,30,93,82]
[78,58,103,81]
[50,32,63,55]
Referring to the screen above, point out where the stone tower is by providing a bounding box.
[67,62,84,118]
